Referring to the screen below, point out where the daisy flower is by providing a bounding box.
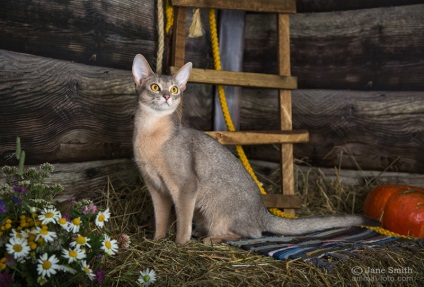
[34,226,57,243]
[38,208,61,225]
[37,253,60,278]
[68,217,82,233]
[81,260,96,281]
[11,229,29,240]
[5,237,30,260]
[95,208,111,228]
[70,234,91,249]
[62,247,86,263]
[58,217,71,231]
[101,235,119,256]
[138,268,157,286]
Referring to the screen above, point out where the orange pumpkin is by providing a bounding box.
[363,184,424,238]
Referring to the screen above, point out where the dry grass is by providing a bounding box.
[97,166,424,286]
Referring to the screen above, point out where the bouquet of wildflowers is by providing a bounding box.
[0,138,124,286]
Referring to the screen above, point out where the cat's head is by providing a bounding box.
[132,54,192,113]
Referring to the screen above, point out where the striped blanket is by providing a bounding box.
[227,227,404,270]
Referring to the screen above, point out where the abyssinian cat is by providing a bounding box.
[131,54,379,244]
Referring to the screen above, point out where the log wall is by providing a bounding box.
[1,0,424,199]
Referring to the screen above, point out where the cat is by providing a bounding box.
[131,54,380,244]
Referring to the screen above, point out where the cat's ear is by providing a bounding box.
[132,54,154,86]
[174,62,192,91]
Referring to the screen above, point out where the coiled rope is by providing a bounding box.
[163,3,412,238]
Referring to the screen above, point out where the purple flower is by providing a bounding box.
[94,270,106,284]
[82,203,97,215]
[0,200,6,213]
[12,185,27,194]
[11,196,21,205]
[0,272,14,287]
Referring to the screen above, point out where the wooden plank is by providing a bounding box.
[296,0,423,13]
[171,7,187,67]
[240,89,424,175]
[172,0,296,14]
[244,5,424,90]
[261,194,302,208]
[170,67,297,89]
[205,131,308,145]
[277,14,296,215]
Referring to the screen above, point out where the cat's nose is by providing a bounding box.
[163,94,170,101]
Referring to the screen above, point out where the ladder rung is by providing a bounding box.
[170,67,297,89]
[262,194,302,208]
[171,0,296,14]
[205,130,309,145]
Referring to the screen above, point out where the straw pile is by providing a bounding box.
[98,166,424,286]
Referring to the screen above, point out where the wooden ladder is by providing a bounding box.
[170,0,308,215]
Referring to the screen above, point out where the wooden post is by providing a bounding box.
[277,14,295,215]
[171,7,187,118]
[171,7,186,67]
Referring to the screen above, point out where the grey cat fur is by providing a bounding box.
[131,54,380,244]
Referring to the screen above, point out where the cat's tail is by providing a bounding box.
[263,213,380,235]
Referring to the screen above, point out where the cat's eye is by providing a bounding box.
[150,83,160,92]
[170,86,179,94]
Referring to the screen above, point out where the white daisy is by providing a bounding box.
[5,237,30,260]
[101,235,119,256]
[95,208,111,228]
[68,217,82,233]
[62,247,86,263]
[138,268,157,286]
[81,260,96,281]
[38,208,61,225]
[37,253,60,278]
[34,226,57,243]
[11,229,29,240]
[69,234,91,249]
[58,217,71,231]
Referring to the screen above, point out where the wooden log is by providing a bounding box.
[244,4,424,90]
[172,0,296,14]
[205,131,308,145]
[0,159,140,202]
[170,67,297,89]
[0,1,213,72]
[240,89,424,174]
[0,0,157,70]
[296,0,424,13]
[251,160,424,189]
[0,50,212,165]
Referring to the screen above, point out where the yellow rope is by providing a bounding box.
[165,3,412,238]
[165,0,174,34]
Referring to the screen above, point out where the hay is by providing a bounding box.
[98,169,424,286]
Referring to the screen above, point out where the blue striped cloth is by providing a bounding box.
[227,227,401,268]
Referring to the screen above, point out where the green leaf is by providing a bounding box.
[16,136,22,160]
[18,150,26,176]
